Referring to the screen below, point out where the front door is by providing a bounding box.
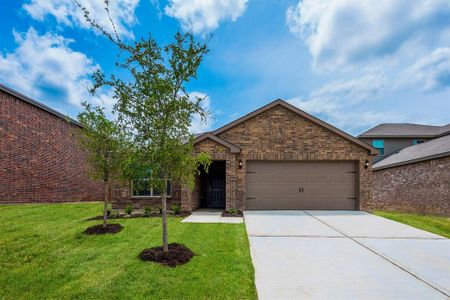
[207,177,225,208]
[201,161,226,209]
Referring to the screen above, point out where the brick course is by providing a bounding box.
[370,156,450,215]
[0,90,103,203]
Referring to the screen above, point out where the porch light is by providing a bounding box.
[364,160,370,169]
[238,159,243,169]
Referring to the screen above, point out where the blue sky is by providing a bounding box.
[1,0,450,135]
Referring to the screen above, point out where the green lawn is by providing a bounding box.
[0,203,256,300]
[374,211,450,238]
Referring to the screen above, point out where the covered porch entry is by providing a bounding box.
[199,161,226,209]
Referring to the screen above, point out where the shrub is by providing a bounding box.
[150,205,160,214]
[124,204,133,215]
[228,208,239,214]
[170,204,181,215]
[143,207,150,217]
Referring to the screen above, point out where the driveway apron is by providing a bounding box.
[244,210,450,300]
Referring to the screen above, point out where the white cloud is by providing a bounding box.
[399,48,450,92]
[23,0,139,38]
[286,0,450,69]
[165,0,248,34]
[287,74,403,133]
[189,92,214,133]
[0,28,113,110]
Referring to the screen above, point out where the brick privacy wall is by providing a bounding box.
[0,90,103,203]
[370,156,450,215]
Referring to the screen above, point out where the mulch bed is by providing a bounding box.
[83,223,124,235]
[222,211,243,217]
[138,243,195,267]
[85,211,191,221]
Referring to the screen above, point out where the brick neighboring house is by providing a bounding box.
[0,83,103,203]
[370,135,450,215]
[113,99,378,211]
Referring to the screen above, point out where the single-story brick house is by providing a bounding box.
[371,134,450,215]
[0,83,103,203]
[113,99,378,211]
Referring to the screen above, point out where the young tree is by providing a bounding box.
[77,102,129,228]
[79,1,211,252]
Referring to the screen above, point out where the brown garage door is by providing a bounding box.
[246,161,357,210]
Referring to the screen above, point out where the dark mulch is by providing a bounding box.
[177,211,191,217]
[86,211,191,221]
[83,223,123,235]
[138,243,195,267]
[222,210,243,217]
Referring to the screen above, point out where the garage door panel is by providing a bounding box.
[246,161,357,210]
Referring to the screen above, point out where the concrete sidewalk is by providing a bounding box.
[245,210,449,300]
[181,209,243,224]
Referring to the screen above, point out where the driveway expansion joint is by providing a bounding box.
[302,210,450,298]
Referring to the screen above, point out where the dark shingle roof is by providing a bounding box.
[373,134,450,170]
[437,124,450,137]
[358,123,450,138]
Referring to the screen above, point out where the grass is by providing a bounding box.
[374,211,450,238]
[0,203,256,300]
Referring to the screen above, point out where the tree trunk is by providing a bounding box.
[103,182,109,228]
[162,176,169,253]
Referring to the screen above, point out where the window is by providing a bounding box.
[372,139,384,155]
[413,139,425,145]
[132,179,172,197]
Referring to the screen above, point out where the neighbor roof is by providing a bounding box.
[373,134,450,170]
[358,123,450,138]
[0,83,81,127]
[196,99,378,155]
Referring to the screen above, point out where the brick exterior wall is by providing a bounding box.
[0,90,103,203]
[370,156,450,215]
[184,104,373,211]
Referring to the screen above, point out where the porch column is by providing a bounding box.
[225,155,238,210]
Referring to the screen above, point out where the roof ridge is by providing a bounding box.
[0,82,81,127]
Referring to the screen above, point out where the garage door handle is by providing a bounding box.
[247,197,256,200]
[347,197,356,200]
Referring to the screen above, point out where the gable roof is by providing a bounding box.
[373,134,450,170]
[0,83,81,127]
[194,133,241,153]
[437,124,450,137]
[207,99,378,155]
[358,123,450,138]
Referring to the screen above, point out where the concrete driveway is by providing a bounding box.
[244,210,450,300]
